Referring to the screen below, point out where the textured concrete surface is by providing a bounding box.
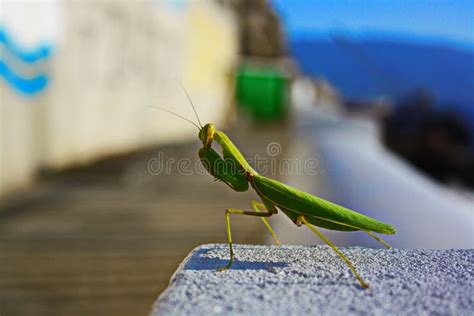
[152,244,474,315]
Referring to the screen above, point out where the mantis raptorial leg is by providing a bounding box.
[298,215,369,289]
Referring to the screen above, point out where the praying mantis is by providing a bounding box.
[151,85,396,289]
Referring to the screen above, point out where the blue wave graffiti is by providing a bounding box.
[0,60,49,95]
[0,26,52,63]
[0,26,51,95]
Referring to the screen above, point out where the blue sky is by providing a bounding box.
[271,0,474,49]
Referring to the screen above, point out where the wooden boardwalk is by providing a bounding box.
[0,125,289,316]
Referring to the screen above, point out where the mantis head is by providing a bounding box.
[199,123,215,147]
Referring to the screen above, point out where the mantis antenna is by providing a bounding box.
[174,79,203,128]
[147,106,200,130]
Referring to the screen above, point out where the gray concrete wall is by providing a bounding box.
[152,244,473,315]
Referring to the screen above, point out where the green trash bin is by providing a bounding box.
[236,65,290,120]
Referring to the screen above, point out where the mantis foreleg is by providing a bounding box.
[219,207,273,271]
[297,215,369,289]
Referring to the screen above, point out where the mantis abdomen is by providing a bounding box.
[251,174,396,234]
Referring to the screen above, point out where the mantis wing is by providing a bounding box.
[280,206,359,231]
[252,175,396,235]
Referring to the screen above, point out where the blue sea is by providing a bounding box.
[289,38,474,136]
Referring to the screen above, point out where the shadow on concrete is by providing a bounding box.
[184,248,289,271]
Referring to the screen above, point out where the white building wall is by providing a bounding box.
[0,0,238,196]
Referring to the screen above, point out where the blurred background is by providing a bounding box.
[1,0,473,315]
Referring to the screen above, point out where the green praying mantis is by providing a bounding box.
[151,85,396,289]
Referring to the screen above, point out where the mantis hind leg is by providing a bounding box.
[251,200,281,246]
[219,208,273,272]
[365,230,393,249]
[297,215,369,289]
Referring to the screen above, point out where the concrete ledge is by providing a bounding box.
[152,244,473,315]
